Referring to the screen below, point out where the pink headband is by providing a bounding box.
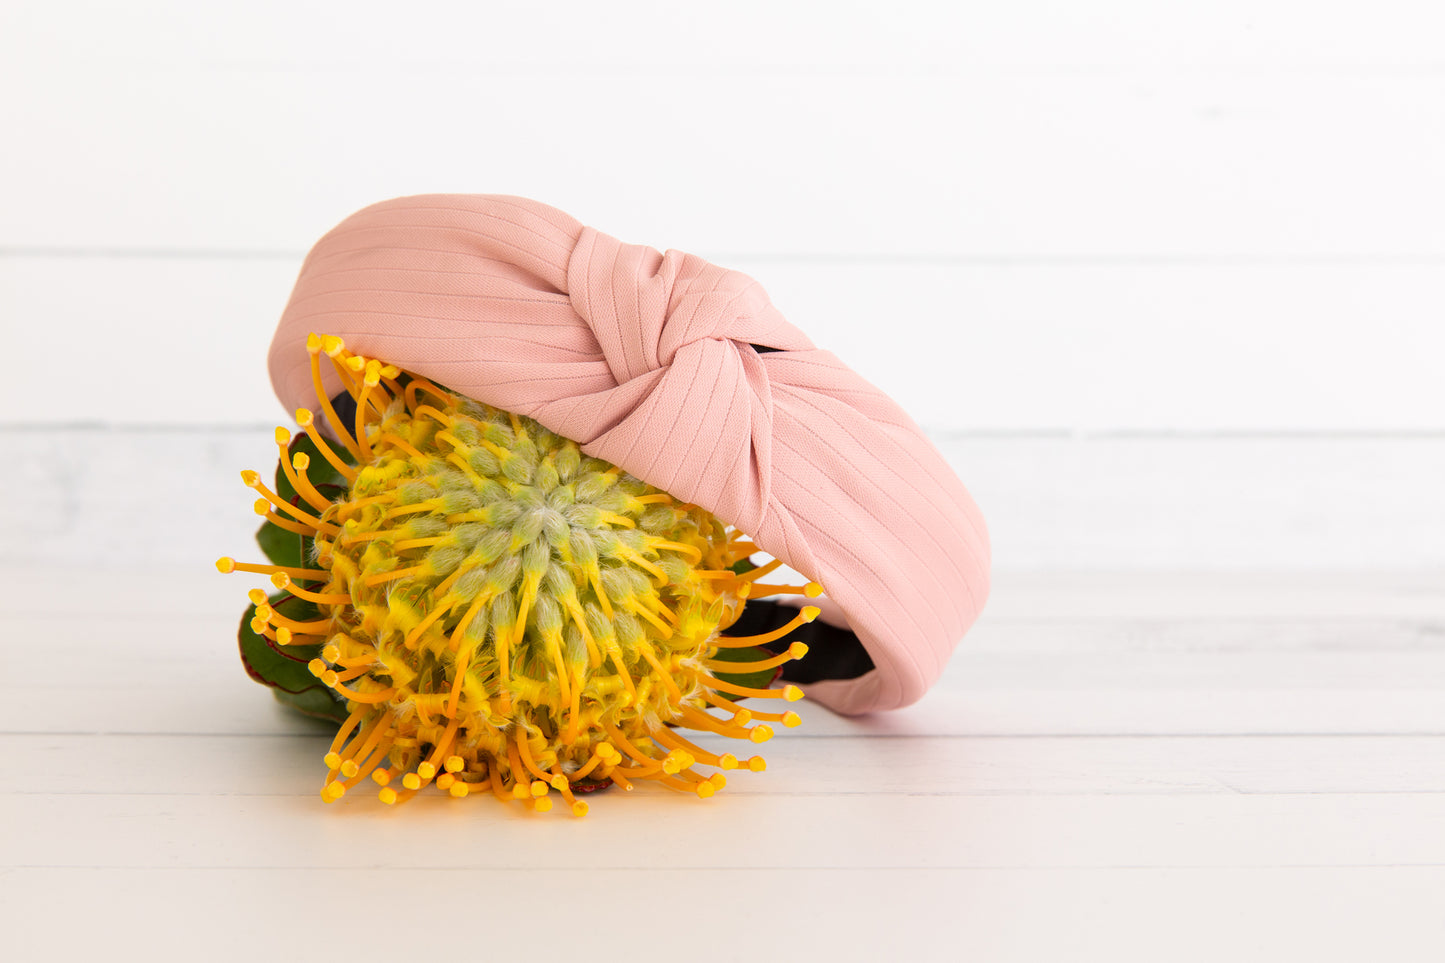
[268,194,990,714]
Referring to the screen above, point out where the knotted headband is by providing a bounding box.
[268,194,990,714]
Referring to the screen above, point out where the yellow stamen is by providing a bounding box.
[702,640,809,674]
[253,501,315,536]
[308,335,365,460]
[362,565,427,587]
[216,557,329,580]
[734,557,785,583]
[746,581,824,599]
[288,451,336,513]
[702,676,806,702]
[379,432,426,461]
[295,409,358,483]
[711,606,819,647]
[270,572,350,606]
[353,360,381,463]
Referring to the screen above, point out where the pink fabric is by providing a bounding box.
[268,194,990,714]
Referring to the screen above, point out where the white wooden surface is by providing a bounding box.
[3,2,1443,434]
[6,427,1443,571]
[4,4,1443,959]
[3,567,1443,961]
[6,256,1444,432]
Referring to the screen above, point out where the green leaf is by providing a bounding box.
[707,643,781,701]
[272,686,349,724]
[729,556,758,576]
[255,518,304,569]
[235,589,342,722]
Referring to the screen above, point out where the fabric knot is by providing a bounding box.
[567,225,805,384]
[545,226,814,538]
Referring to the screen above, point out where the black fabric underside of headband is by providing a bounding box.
[732,600,876,683]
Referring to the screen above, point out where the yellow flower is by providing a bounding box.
[218,334,820,815]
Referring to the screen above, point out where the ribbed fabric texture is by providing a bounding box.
[269,194,990,714]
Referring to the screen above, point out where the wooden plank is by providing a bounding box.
[8,674,1444,737]
[4,791,1442,870]
[7,866,1444,963]
[5,608,1442,737]
[9,1,1445,73]
[8,567,1442,620]
[4,430,1442,570]
[0,70,1441,256]
[6,732,1444,797]
[6,257,1445,431]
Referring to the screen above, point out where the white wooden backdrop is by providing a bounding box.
[2,0,1443,569]
[4,8,1445,960]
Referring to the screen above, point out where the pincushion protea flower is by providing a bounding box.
[218,334,822,815]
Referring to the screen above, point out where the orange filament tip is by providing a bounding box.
[436,773,456,790]
[340,760,359,778]
[320,335,345,357]
[379,787,398,805]
[719,753,739,770]
[276,628,293,645]
[444,755,465,773]
[306,333,322,353]
[530,780,549,798]
[748,756,767,772]
[247,588,266,605]
[708,773,727,790]
[296,408,314,427]
[292,452,310,470]
[216,556,236,573]
[275,426,291,445]
[324,752,342,770]
[789,641,809,659]
[782,711,802,727]
[321,783,346,803]
[271,572,291,589]
[240,469,261,487]
[750,725,774,744]
[448,781,469,798]
[372,769,391,786]
[402,773,422,791]
[696,782,716,799]
[801,606,821,622]
[532,796,553,813]
[308,658,326,677]
[417,762,437,780]
[571,801,589,817]
[804,582,824,598]
[662,750,694,775]
[784,685,804,702]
